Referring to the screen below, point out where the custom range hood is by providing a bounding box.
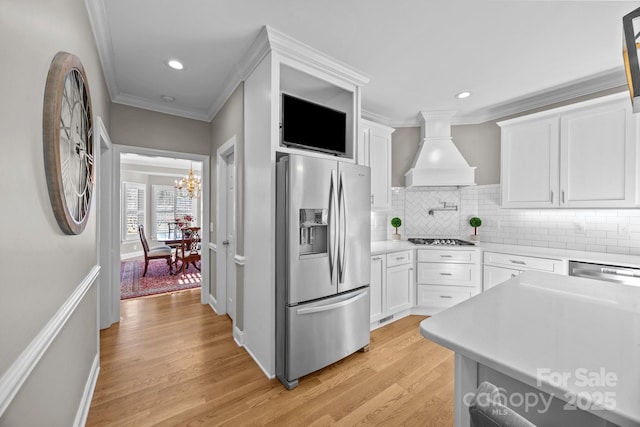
[405,111,476,187]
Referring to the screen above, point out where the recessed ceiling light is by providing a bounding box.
[167,59,184,70]
[455,91,471,99]
[161,95,176,102]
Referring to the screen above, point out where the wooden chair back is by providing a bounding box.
[138,224,150,254]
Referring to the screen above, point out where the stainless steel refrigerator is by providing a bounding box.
[276,154,371,390]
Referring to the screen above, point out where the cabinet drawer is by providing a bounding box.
[484,252,563,273]
[416,285,473,309]
[417,263,475,286]
[417,249,477,264]
[386,250,413,268]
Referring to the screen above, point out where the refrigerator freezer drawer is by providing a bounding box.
[285,288,370,383]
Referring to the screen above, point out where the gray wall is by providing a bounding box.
[0,0,109,424]
[391,123,500,186]
[210,83,245,330]
[110,103,211,155]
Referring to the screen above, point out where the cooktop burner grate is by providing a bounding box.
[408,238,476,246]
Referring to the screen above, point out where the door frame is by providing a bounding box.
[215,136,242,341]
[96,117,115,329]
[101,144,210,326]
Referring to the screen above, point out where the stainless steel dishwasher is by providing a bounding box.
[569,260,640,287]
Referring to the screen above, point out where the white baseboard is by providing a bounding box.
[0,265,100,418]
[369,309,411,331]
[233,325,244,347]
[73,354,100,427]
[208,293,220,314]
[243,344,275,380]
[120,250,143,260]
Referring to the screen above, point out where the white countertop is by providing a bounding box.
[420,271,640,427]
[370,239,640,269]
[478,242,640,269]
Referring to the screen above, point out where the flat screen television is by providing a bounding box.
[281,93,347,156]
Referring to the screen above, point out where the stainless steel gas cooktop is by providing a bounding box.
[408,238,475,246]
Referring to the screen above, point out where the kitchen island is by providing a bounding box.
[420,271,640,427]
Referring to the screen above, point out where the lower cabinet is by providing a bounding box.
[483,251,566,290]
[415,248,481,315]
[370,250,413,328]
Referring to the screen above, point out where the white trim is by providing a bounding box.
[120,250,144,260]
[113,145,211,306]
[84,0,118,101]
[216,136,237,316]
[233,254,246,266]
[243,344,275,379]
[208,293,221,315]
[113,93,210,122]
[73,354,100,427]
[233,326,245,347]
[0,265,100,417]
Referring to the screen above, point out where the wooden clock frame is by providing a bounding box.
[43,51,94,235]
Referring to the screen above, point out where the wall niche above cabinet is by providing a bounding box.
[278,64,358,161]
[498,92,639,209]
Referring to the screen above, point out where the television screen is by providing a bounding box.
[281,93,347,156]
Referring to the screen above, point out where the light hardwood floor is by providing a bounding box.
[87,289,454,426]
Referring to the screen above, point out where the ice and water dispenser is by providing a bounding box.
[299,208,328,256]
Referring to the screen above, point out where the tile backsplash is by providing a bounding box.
[372,184,640,256]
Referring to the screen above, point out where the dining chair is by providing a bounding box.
[175,227,201,274]
[138,225,173,276]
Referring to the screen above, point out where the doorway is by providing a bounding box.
[100,144,210,328]
[216,136,239,341]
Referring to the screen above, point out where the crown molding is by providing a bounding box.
[207,26,371,122]
[206,26,272,121]
[114,93,211,122]
[84,0,119,101]
[361,109,393,126]
[265,26,370,88]
[457,68,628,124]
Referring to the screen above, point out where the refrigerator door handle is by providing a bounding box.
[328,170,338,283]
[338,171,347,283]
[295,289,367,315]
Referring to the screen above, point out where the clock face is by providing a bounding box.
[43,52,94,235]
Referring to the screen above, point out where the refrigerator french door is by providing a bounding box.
[276,154,371,390]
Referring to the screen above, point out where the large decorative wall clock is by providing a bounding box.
[43,52,94,235]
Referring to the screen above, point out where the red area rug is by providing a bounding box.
[120,258,201,300]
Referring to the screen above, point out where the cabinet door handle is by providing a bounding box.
[511,274,517,278]
[371,194,374,205]
[440,272,453,276]
[440,295,453,299]
[440,255,453,258]
[396,256,406,260]
[550,190,554,204]
[561,190,565,204]
[510,260,526,265]
[372,257,382,261]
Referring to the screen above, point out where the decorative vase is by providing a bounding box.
[392,233,401,241]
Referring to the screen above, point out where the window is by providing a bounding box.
[152,185,195,239]
[122,182,145,242]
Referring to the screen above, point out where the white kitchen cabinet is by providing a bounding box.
[370,250,413,328]
[483,265,522,291]
[369,255,386,322]
[359,119,394,210]
[498,93,639,209]
[483,251,566,291]
[415,248,480,315]
[500,117,559,208]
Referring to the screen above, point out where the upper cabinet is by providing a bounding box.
[499,93,639,208]
[358,119,394,210]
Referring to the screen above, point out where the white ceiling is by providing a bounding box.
[87,0,640,125]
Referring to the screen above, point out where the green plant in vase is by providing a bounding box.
[391,217,402,241]
[469,217,482,241]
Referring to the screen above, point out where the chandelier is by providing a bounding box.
[175,165,202,199]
